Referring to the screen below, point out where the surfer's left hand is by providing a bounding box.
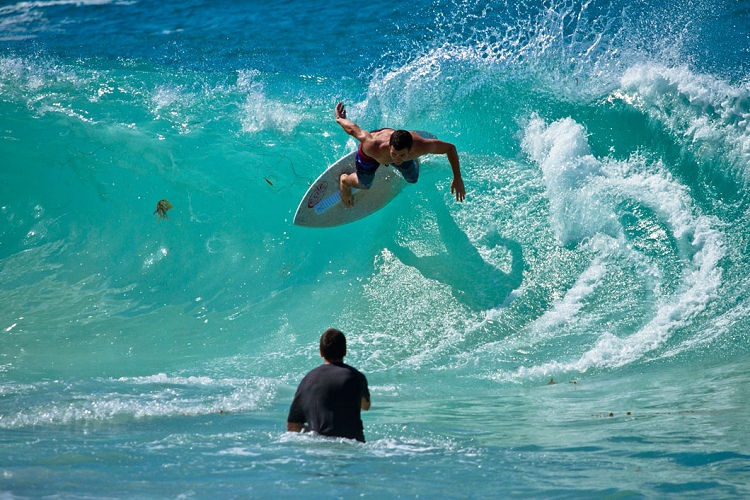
[451,176,466,202]
[335,102,347,120]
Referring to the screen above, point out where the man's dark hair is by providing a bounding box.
[320,328,346,361]
[390,130,413,151]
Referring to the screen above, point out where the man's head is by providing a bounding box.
[389,130,413,165]
[320,328,346,362]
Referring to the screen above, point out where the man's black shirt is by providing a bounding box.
[288,362,370,442]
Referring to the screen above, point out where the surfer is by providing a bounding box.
[334,102,466,207]
[286,328,371,442]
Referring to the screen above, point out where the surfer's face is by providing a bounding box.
[390,147,410,165]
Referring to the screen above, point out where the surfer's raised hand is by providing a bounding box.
[335,102,347,120]
[451,175,466,202]
[335,102,370,143]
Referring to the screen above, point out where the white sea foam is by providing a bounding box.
[237,69,302,134]
[521,116,615,245]
[151,85,191,113]
[502,116,726,380]
[0,55,80,92]
[528,257,608,335]
[0,374,278,428]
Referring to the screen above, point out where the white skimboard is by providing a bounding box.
[293,131,435,228]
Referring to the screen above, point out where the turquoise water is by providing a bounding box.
[2,0,750,497]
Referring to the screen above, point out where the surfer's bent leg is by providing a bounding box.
[340,159,377,207]
[339,172,363,207]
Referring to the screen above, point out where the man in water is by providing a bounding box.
[334,102,466,207]
[287,328,371,442]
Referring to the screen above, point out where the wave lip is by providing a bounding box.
[619,63,750,183]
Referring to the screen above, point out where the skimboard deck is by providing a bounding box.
[293,131,435,228]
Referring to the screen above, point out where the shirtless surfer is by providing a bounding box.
[334,102,466,207]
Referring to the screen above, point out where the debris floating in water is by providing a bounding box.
[153,199,173,220]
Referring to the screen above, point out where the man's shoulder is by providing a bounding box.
[304,362,366,377]
[368,128,395,142]
[324,362,367,378]
[327,361,360,370]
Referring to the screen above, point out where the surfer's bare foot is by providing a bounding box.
[339,174,354,207]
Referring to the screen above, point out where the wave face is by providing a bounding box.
[2,0,750,497]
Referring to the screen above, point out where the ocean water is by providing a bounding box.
[2,0,750,497]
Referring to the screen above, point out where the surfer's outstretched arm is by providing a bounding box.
[335,102,371,143]
[414,136,466,202]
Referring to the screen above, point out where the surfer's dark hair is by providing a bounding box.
[320,328,346,361]
[390,129,413,151]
